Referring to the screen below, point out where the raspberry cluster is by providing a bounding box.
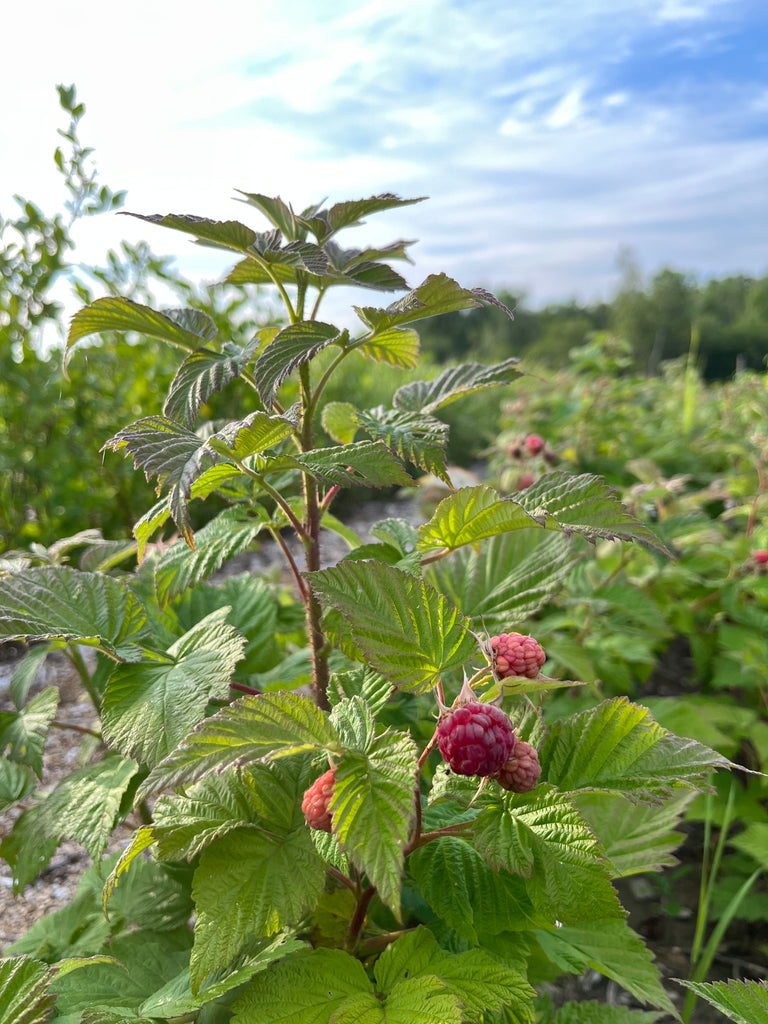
[494,740,542,793]
[302,768,335,832]
[437,700,516,776]
[490,632,546,679]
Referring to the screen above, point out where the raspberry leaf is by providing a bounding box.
[534,920,677,1014]
[393,357,522,414]
[190,827,325,991]
[307,561,477,693]
[472,787,623,925]
[329,695,376,751]
[137,692,338,799]
[252,321,344,409]
[163,337,261,427]
[232,948,373,1023]
[539,696,732,803]
[355,326,421,368]
[331,731,418,916]
[675,979,768,1024]
[354,406,450,481]
[0,687,58,778]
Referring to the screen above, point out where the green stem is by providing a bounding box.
[67,644,102,712]
[692,781,736,964]
[50,719,101,740]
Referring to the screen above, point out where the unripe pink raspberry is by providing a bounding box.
[437,701,516,776]
[490,632,546,679]
[494,740,541,793]
[517,472,535,490]
[302,768,335,832]
[754,549,768,565]
[525,434,545,455]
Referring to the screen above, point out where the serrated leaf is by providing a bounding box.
[534,920,676,1014]
[0,758,36,812]
[428,530,575,628]
[355,273,484,334]
[124,210,259,253]
[163,338,260,426]
[472,787,622,924]
[515,472,670,554]
[407,837,540,942]
[252,321,343,408]
[225,256,298,286]
[356,326,420,368]
[540,697,731,803]
[208,410,297,461]
[0,955,55,1024]
[355,407,449,481]
[190,826,325,991]
[394,357,523,414]
[377,976,462,1023]
[374,926,534,1022]
[138,692,337,798]
[329,696,376,751]
[66,295,214,367]
[325,194,426,234]
[235,191,298,237]
[573,790,693,877]
[418,486,533,553]
[331,731,418,915]
[0,567,148,661]
[153,507,271,604]
[328,667,394,716]
[307,561,477,693]
[8,643,51,708]
[232,947,373,1023]
[0,686,58,777]
[291,441,414,490]
[322,401,359,444]
[102,609,246,767]
[675,979,768,1024]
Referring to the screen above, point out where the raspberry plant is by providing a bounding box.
[0,193,737,1023]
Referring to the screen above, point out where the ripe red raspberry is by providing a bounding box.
[525,434,545,455]
[754,550,768,565]
[490,632,546,679]
[302,768,335,832]
[437,701,516,776]
[495,740,541,793]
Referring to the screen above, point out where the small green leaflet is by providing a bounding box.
[252,320,344,409]
[0,955,55,1024]
[0,566,148,661]
[354,273,487,334]
[331,730,419,915]
[0,686,58,778]
[354,406,450,481]
[122,210,260,253]
[190,827,325,992]
[549,1005,665,1024]
[471,787,623,924]
[288,441,415,490]
[163,337,261,427]
[66,295,216,369]
[355,326,420,368]
[540,696,732,803]
[675,979,768,1024]
[235,191,298,237]
[307,561,478,693]
[0,759,36,813]
[137,691,338,799]
[101,608,246,768]
[394,358,523,414]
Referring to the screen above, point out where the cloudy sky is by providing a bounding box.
[2,0,767,322]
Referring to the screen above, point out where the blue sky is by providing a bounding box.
[2,0,767,322]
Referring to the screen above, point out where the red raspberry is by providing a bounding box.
[517,472,535,490]
[437,702,515,776]
[490,632,546,679]
[525,434,545,455]
[754,550,768,565]
[495,740,541,793]
[302,768,335,832]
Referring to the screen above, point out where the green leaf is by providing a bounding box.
[0,955,55,1024]
[355,273,485,334]
[232,948,373,1023]
[331,730,418,914]
[0,566,148,661]
[206,409,296,461]
[0,687,58,777]
[322,401,359,445]
[9,643,52,708]
[290,441,414,490]
[472,787,622,924]
[102,608,246,767]
[355,407,450,481]
[407,837,541,942]
[323,194,426,235]
[356,326,420,368]
[138,692,337,798]
[417,485,535,553]
[328,667,394,716]
[123,210,259,253]
[163,338,260,426]
[573,790,693,877]
[307,561,478,693]
[0,758,36,812]
[534,920,677,1014]
[540,697,731,803]
[427,531,575,629]
[66,295,215,367]
[377,977,462,1023]
[394,357,523,414]
[329,696,376,751]
[515,472,670,554]
[374,926,535,1022]
[153,507,271,605]
[675,979,768,1024]
[235,191,298,237]
[191,826,325,991]
[252,321,343,408]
